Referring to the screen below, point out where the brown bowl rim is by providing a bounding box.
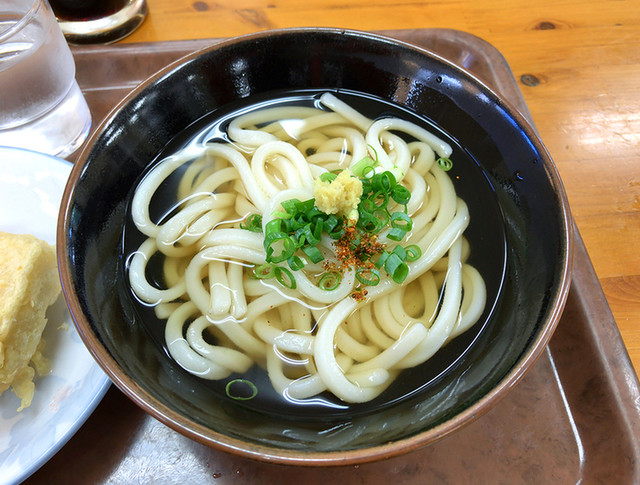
[57,26,574,466]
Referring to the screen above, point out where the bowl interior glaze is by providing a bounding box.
[58,28,572,465]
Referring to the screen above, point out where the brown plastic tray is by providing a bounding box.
[26,29,640,483]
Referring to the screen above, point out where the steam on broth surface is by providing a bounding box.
[122,90,503,416]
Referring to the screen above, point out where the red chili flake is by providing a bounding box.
[333,223,384,273]
[325,221,387,301]
[350,288,368,302]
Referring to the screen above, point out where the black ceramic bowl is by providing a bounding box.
[58,28,572,465]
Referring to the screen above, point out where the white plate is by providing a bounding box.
[0,147,111,485]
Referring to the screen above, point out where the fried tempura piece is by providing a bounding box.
[0,232,60,411]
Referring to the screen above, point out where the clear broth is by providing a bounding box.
[119,89,507,420]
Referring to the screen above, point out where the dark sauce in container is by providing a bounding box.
[119,89,507,420]
[49,0,127,21]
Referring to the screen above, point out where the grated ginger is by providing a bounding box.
[313,169,363,222]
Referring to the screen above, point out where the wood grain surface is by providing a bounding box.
[119,0,640,372]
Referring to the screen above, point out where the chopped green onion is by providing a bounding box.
[295,199,315,214]
[384,253,409,284]
[295,223,322,247]
[359,197,376,213]
[302,245,324,263]
[253,263,275,279]
[371,171,396,193]
[264,219,295,263]
[270,210,291,220]
[359,212,384,233]
[329,226,344,239]
[318,271,342,290]
[373,191,390,209]
[264,232,296,263]
[265,218,283,233]
[225,379,258,401]
[323,214,340,233]
[437,157,453,171]
[391,185,411,205]
[361,165,376,179]
[352,144,380,178]
[375,251,390,269]
[405,245,421,261]
[274,266,296,289]
[390,212,413,231]
[386,212,412,241]
[252,263,297,290]
[394,266,409,284]
[360,178,372,195]
[351,155,377,178]
[387,227,407,241]
[288,255,305,271]
[385,250,404,268]
[356,267,381,286]
[373,209,390,227]
[391,244,407,259]
[319,172,338,183]
[240,213,263,232]
[280,199,300,213]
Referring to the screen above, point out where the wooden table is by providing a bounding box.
[16,2,640,483]
[122,0,640,376]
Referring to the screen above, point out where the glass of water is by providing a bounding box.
[0,0,91,158]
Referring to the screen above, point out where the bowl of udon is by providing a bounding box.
[58,28,572,465]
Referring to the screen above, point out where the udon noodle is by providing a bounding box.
[127,92,486,404]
